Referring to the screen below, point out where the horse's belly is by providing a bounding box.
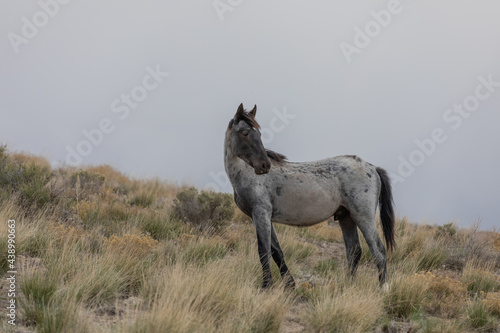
[271,189,337,226]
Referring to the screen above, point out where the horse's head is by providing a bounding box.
[226,103,271,175]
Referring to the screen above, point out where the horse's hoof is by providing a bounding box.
[382,282,389,292]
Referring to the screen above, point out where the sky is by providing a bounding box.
[1,0,499,230]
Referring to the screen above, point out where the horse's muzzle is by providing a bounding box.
[254,161,271,175]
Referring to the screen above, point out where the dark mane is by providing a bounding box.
[266,150,287,163]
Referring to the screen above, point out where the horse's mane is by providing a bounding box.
[266,150,287,163]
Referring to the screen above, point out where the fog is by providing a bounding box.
[1,0,499,229]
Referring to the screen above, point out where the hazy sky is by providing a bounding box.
[1,1,499,229]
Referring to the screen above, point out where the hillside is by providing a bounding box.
[0,146,499,332]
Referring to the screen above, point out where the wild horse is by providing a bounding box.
[224,104,395,289]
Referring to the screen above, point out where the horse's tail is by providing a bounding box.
[376,167,395,252]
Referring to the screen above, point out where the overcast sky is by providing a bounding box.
[1,0,499,230]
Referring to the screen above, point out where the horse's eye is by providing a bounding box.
[243,131,249,137]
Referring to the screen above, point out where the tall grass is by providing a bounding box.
[307,284,383,332]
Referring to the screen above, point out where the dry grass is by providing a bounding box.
[307,285,383,333]
[0,148,500,332]
[462,260,500,294]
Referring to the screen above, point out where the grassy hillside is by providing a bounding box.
[0,146,499,332]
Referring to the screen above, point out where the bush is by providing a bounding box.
[385,273,430,318]
[173,187,234,232]
[419,272,467,317]
[464,298,498,331]
[0,145,57,212]
[482,292,500,316]
[70,170,105,201]
[130,192,154,207]
[435,223,457,238]
[137,211,185,240]
[21,270,58,326]
[463,263,500,294]
[307,286,383,333]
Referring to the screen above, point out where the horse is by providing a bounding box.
[224,103,395,289]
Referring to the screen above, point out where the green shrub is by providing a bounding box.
[131,192,154,207]
[138,211,185,240]
[20,269,58,327]
[385,273,430,318]
[38,295,89,333]
[464,298,498,331]
[416,242,448,271]
[0,145,56,212]
[435,223,457,238]
[463,265,500,294]
[173,187,234,232]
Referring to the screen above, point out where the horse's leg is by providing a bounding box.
[351,212,387,285]
[338,215,362,277]
[252,208,273,289]
[270,224,295,289]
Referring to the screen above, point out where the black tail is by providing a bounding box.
[376,167,395,252]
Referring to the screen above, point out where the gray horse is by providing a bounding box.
[224,104,395,289]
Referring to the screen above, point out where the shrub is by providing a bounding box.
[50,223,84,243]
[483,292,500,316]
[37,294,90,333]
[70,170,105,200]
[463,263,500,294]
[21,270,58,326]
[464,298,498,331]
[307,286,383,333]
[0,145,57,212]
[435,223,457,238]
[416,241,448,271]
[173,187,234,232]
[419,272,467,317]
[137,211,185,240]
[385,273,430,318]
[86,164,132,194]
[130,192,154,207]
[492,233,500,252]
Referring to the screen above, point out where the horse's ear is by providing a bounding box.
[235,103,244,120]
[249,105,257,118]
